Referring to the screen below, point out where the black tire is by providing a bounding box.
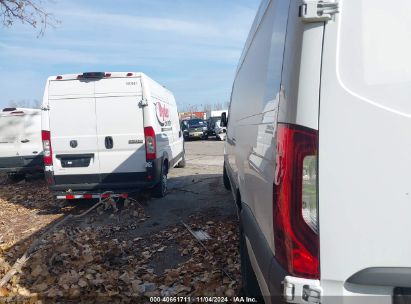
[153,162,168,198]
[223,165,231,190]
[240,225,264,302]
[7,172,25,182]
[177,152,186,168]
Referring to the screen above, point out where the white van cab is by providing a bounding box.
[222,0,411,303]
[41,72,185,199]
[0,107,43,180]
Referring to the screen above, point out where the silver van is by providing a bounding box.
[222,0,411,303]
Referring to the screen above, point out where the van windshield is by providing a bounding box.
[338,0,411,115]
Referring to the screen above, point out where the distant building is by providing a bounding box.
[179,111,206,121]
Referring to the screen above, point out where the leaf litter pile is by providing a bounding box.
[0,175,241,303]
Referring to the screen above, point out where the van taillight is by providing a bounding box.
[41,130,53,165]
[273,123,319,279]
[144,127,156,161]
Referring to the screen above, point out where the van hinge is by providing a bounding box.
[282,276,322,304]
[299,0,339,22]
[41,106,50,111]
[139,98,148,107]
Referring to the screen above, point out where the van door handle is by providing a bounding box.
[21,139,30,143]
[105,136,113,149]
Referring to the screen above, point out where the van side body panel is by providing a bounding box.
[225,0,325,300]
[225,0,294,300]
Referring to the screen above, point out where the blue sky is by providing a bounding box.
[0,0,260,110]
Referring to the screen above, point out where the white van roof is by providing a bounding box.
[49,72,148,82]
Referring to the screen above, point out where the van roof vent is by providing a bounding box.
[3,107,17,112]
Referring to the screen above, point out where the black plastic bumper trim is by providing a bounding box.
[240,202,288,297]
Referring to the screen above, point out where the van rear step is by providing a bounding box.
[56,193,129,200]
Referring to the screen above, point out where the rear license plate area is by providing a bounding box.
[394,288,411,304]
[57,154,93,168]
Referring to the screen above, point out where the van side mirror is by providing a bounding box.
[221,112,227,127]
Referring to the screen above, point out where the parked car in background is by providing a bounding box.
[0,108,43,180]
[214,119,226,141]
[222,0,411,303]
[42,72,185,200]
[205,110,228,138]
[206,116,220,137]
[181,118,208,140]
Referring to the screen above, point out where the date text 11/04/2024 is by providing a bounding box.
[149,296,258,303]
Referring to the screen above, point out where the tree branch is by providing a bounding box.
[0,0,59,36]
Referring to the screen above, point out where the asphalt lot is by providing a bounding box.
[0,140,240,302]
[140,140,233,234]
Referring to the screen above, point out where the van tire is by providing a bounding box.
[240,225,264,302]
[177,153,186,168]
[223,165,231,190]
[153,162,168,198]
[7,172,25,182]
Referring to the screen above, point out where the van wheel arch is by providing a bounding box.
[160,152,170,174]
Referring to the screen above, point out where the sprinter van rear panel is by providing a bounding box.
[42,72,184,198]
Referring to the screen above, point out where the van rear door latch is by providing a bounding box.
[299,0,339,22]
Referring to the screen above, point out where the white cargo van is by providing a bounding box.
[222,0,411,303]
[41,72,185,199]
[0,108,43,179]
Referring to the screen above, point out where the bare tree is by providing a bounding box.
[0,0,58,36]
[224,101,230,109]
[7,99,41,108]
[185,104,198,113]
[213,102,223,111]
[202,103,212,112]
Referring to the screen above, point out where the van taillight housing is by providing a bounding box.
[273,123,319,279]
[144,127,157,161]
[41,130,53,165]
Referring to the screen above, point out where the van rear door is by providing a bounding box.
[48,80,100,180]
[19,111,42,157]
[319,0,411,295]
[94,77,146,181]
[0,111,24,158]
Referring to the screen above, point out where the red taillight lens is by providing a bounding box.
[41,130,53,165]
[273,123,319,279]
[144,126,157,161]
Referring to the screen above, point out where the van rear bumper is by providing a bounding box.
[0,155,43,173]
[47,158,162,194]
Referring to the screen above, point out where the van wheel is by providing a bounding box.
[153,163,168,198]
[240,225,264,301]
[7,172,25,182]
[223,165,231,190]
[177,152,186,168]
